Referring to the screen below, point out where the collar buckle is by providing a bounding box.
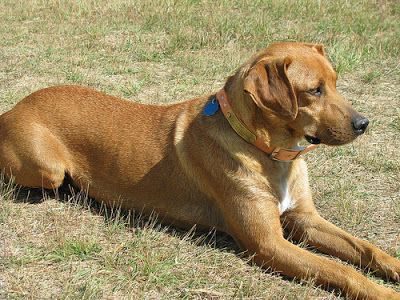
[270,148,304,162]
[270,148,281,161]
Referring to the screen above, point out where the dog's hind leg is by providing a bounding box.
[0,120,71,190]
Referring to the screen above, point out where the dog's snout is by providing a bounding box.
[352,116,369,135]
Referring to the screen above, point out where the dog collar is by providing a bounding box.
[213,89,318,162]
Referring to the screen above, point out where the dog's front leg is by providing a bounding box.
[282,207,400,283]
[222,198,399,299]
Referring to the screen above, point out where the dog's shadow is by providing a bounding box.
[10,176,242,255]
[5,178,347,296]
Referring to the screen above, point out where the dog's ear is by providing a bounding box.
[303,43,326,56]
[312,44,325,56]
[243,57,298,120]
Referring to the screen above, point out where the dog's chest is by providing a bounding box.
[277,165,295,215]
[278,179,293,214]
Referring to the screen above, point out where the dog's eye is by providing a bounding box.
[308,86,322,97]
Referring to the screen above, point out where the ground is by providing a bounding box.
[0,1,399,299]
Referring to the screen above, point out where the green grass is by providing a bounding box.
[49,239,102,262]
[0,0,399,299]
[362,70,382,83]
[391,116,400,132]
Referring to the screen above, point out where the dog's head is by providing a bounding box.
[240,42,368,146]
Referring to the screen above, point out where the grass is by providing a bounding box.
[48,239,102,262]
[0,0,399,298]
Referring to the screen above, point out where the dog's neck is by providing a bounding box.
[224,82,300,150]
[219,78,319,162]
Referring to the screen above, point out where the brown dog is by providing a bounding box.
[0,42,399,299]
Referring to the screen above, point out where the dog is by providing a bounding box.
[0,42,399,299]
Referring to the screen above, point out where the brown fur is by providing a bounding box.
[0,42,399,299]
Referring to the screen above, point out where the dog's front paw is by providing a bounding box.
[374,253,400,282]
[366,283,400,300]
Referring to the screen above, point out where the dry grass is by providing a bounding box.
[0,0,399,299]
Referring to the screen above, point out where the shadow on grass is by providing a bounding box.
[2,175,354,298]
[8,174,242,256]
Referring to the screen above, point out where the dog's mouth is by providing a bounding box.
[304,135,321,145]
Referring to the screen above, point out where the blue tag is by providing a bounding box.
[203,98,219,116]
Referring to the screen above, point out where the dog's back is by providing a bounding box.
[0,85,222,227]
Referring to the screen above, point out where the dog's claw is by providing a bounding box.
[393,271,399,282]
[382,266,400,282]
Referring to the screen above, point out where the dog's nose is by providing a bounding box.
[352,116,369,135]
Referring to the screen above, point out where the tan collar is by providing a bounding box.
[216,89,318,162]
